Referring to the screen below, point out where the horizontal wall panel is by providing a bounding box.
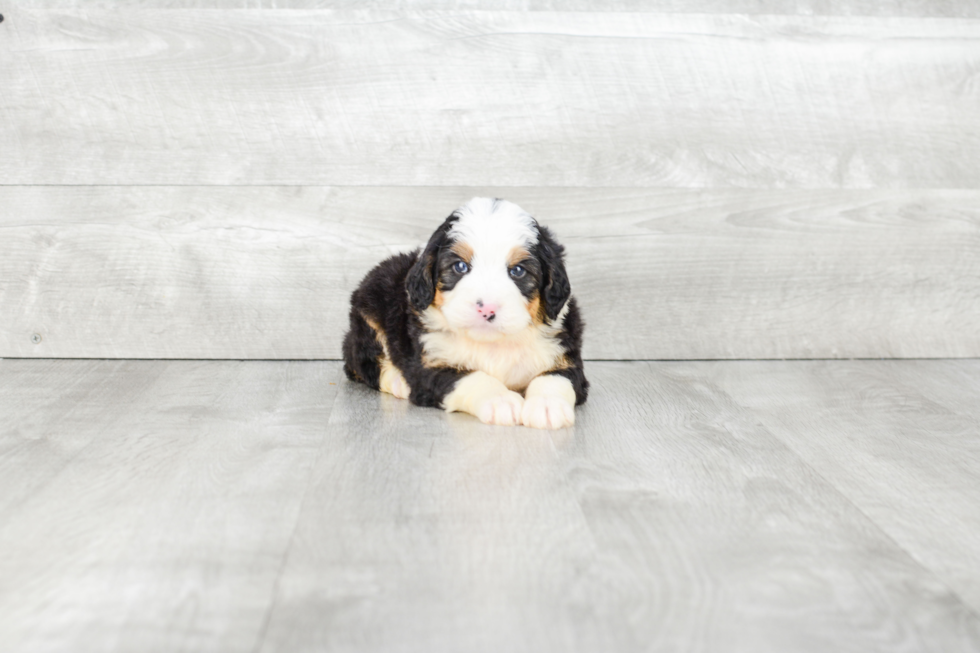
[2,9,980,187]
[16,2,980,17]
[2,186,978,360]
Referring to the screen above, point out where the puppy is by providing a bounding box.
[342,197,588,429]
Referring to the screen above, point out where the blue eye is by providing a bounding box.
[453,261,469,274]
[509,265,526,279]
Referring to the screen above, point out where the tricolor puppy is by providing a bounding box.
[343,197,588,429]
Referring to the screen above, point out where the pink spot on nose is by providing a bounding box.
[476,302,499,322]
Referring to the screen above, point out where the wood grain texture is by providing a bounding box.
[256,377,598,653]
[3,359,980,652]
[18,0,980,17]
[257,361,980,652]
[708,359,980,614]
[3,8,980,187]
[2,186,978,360]
[0,359,337,653]
[544,361,980,652]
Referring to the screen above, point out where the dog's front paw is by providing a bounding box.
[388,371,411,400]
[379,360,411,400]
[521,395,574,430]
[475,391,525,426]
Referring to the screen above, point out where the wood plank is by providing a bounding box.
[257,361,980,652]
[0,360,169,520]
[15,1,980,18]
[18,0,980,18]
[4,360,980,651]
[0,359,338,653]
[3,9,980,187]
[255,378,600,652]
[708,359,980,614]
[553,362,980,651]
[2,186,978,360]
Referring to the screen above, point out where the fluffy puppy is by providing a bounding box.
[342,197,588,429]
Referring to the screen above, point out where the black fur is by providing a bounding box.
[343,250,468,408]
[405,214,458,312]
[546,296,589,406]
[343,210,588,413]
[507,254,542,303]
[534,226,572,322]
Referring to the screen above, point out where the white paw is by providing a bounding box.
[475,391,525,426]
[379,361,411,400]
[521,395,575,430]
[389,371,411,400]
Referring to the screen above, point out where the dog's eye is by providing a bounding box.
[509,265,526,279]
[453,261,469,274]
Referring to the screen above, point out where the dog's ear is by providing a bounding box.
[406,215,456,312]
[536,226,571,322]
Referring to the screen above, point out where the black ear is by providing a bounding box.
[405,214,456,312]
[537,226,571,322]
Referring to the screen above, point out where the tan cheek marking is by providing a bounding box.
[433,288,445,308]
[526,293,546,326]
[507,246,531,268]
[451,241,474,264]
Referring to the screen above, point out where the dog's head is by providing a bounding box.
[406,197,570,341]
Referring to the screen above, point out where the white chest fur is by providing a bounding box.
[419,308,567,391]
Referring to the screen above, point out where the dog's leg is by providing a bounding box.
[378,358,411,399]
[342,310,383,390]
[521,374,576,430]
[442,371,525,426]
[403,365,522,425]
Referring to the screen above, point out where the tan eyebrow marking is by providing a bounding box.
[450,241,474,263]
[507,246,530,268]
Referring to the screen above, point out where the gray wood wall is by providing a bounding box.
[2,3,978,359]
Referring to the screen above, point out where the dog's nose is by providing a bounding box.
[475,301,498,322]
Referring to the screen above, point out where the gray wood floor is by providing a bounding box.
[2,359,979,652]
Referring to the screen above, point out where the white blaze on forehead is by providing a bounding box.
[437,197,539,340]
[448,197,538,252]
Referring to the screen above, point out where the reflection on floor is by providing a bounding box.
[2,359,979,652]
